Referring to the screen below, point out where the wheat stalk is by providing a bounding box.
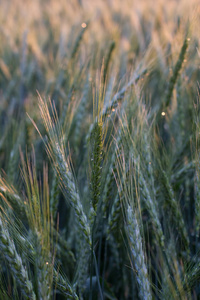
[0,216,36,299]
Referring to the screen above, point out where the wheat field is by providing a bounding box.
[0,0,200,299]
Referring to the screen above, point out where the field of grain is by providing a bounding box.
[1,0,200,299]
